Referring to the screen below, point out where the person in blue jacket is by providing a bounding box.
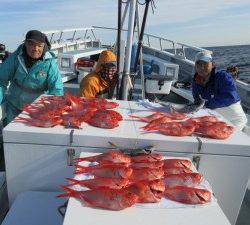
[0,30,64,124]
[192,51,247,130]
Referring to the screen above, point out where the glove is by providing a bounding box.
[170,95,206,113]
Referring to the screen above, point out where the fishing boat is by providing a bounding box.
[0,1,249,225]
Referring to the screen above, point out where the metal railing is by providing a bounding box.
[92,26,211,62]
[43,27,101,54]
[43,27,97,44]
[43,26,211,62]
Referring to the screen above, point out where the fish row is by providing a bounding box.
[58,151,211,210]
[58,181,211,210]
[131,113,234,139]
[16,93,122,129]
[76,150,192,169]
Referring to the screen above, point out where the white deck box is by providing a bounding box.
[3,97,250,224]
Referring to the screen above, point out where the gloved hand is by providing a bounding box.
[155,95,206,113]
[170,95,206,113]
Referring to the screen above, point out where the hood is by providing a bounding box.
[95,50,117,73]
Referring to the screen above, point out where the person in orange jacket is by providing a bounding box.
[79,50,117,98]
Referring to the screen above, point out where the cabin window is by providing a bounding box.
[61,58,71,68]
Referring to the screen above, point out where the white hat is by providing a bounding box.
[195,51,213,62]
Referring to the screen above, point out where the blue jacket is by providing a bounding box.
[0,44,64,111]
[192,69,240,109]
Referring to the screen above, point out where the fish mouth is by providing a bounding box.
[150,188,164,199]
[195,191,210,203]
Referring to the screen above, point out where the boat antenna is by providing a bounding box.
[133,0,153,73]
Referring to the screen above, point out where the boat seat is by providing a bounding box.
[1,191,65,225]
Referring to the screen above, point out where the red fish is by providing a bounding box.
[164,173,203,188]
[131,153,163,163]
[60,113,83,129]
[142,116,173,131]
[81,98,119,109]
[164,167,193,175]
[131,161,164,169]
[130,168,164,182]
[130,112,166,122]
[15,116,62,128]
[65,177,130,189]
[76,150,131,164]
[164,186,211,204]
[126,179,165,203]
[189,116,218,124]
[88,113,119,129]
[58,186,138,210]
[163,159,191,169]
[23,104,65,119]
[75,164,133,179]
[157,120,196,136]
[94,109,123,121]
[166,112,187,120]
[195,121,234,139]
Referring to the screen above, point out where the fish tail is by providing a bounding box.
[141,124,152,130]
[57,185,78,198]
[74,156,93,163]
[142,125,156,131]
[15,117,28,122]
[65,178,82,186]
[74,165,91,174]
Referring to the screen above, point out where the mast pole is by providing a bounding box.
[120,0,137,100]
[116,0,122,98]
[133,0,151,73]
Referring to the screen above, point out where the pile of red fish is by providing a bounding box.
[15,93,122,129]
[58,150,211,211]
[131,112,235,139]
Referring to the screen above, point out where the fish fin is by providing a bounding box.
[129,115,140,119]
[129,115,147,122]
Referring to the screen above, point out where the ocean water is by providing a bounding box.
[186,45,250,79]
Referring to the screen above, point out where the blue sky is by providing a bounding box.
[1,0,250,51]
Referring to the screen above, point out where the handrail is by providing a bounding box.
[43,27,97,45]
[43,26,212,62]
[43,27,94,35]
[43,27,99,53]
[92,26,212,61]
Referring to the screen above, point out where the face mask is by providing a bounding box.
[100,65,117,81]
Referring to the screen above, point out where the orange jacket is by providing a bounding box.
[79,50,117,98]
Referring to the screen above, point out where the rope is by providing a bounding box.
[137,0,156,14]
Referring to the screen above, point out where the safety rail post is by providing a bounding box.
[172,42,177,55]
[72,30,76,41]
[147,35,150,47]
[159,38,163,51]
[91,29,96,40]
[50,33,54,43]
[58,31,63,43]
[181,45,186,59]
